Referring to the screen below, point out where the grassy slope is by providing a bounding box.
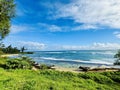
[0,68,120,90]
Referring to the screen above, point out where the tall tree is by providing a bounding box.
[114,50,120,65]
[0,0,15,39]
[21,46,27,53]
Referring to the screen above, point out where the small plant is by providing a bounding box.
[39,64,48,69]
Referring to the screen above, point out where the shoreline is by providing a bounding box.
[53,65,120,73]
[0,54,19,57]
[54,66,81,73]
[0,54,119,73]
[38,65,120,73]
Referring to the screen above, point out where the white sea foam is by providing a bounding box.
[39,57,68,61]
[89,59,113,65]
[38,57,113,65]
[73,60,113,65]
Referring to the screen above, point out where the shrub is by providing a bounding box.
[114,50,120,65]
[5,59,31,69]
[102,72,120,83]
[77,73,113,84]
[40,64,48,70]
[0,57,33,69]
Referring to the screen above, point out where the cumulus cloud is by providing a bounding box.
[58,43,120,50]
[17,41,46,50]
[55,0,120,29]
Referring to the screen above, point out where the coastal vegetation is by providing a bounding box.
[0,44,20,54]
[21,46,27,53]
[0,57,34,69]
[114,50,120,65]
[0,67,119,90]
[0,0,15,39]
[0,56,119,89]
[0,42,33,54]
[0,0,120,90]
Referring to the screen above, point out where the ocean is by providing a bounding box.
[24,50,118,68]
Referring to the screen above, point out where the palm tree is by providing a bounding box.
[21,46,27,53]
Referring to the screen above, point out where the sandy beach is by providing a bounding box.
[0,54,19,57]
[54,66,81,73]
[53,65,120,73]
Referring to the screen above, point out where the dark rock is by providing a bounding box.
[79,66,90,71]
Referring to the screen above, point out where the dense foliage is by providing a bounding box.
[0,42,33,54]
[1,45,20,54]
[0,68,119,90]
[0,57,55,70]
[0,0,15,39]
[0,57,34,69]
[114,50,120,65]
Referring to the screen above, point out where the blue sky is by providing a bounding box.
[3,0,120,50]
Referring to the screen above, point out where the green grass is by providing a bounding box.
[0,57,120,90]
[0,68,119,90]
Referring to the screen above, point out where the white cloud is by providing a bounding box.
[17,41,46,50]
[38,22,98,32]
[72,24,98,30]
[49,25,61,32]
[10,23,62,34]
[57,43,120,50]
[55,0,120,29]
[91,43,120,50]
[3,40,120,50]
[113,31,120,38]
[38,23,62,32]
[59,45,88,50]
[10,24,32,34]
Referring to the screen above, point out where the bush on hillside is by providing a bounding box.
[77,73,113,84]
[102,72,120,83]
[0,57,34,69]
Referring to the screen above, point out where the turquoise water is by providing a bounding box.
[24,50,117,68]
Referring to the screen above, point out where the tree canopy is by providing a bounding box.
[0,0,15,39]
